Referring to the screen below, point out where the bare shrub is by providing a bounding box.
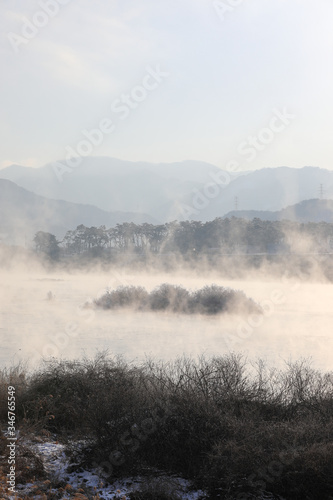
[149,283,190,312]
[3,354,333,499]
[95,283,262,316]
[95,285,149,310]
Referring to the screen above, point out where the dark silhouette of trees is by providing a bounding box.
[59,218,333,257]
[33,231,60,260]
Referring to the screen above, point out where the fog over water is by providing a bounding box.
[1,269,332,372]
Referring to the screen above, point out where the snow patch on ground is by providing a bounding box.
[16,438,208,499]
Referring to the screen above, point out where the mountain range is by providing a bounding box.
[225,199,333,223]
[0,157,239,222]
[1,157,333,244]
[1,158,333,220]
[0,179,155,245]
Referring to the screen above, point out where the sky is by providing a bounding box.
[1,0,333,171]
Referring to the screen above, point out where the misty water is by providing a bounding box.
[1,270,332,372]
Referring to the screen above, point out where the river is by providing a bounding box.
[0,269,332,372]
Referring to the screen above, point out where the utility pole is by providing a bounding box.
[319,184,324,199]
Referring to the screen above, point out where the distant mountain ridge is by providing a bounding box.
[0,157,247,221]
[1,158,333,224]
[224,199,333,223]
[196,165,333,222]
[0,179,156,245]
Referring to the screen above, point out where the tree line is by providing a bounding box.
[33,217,333,260]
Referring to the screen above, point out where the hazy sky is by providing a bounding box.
[1,0,333,171]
